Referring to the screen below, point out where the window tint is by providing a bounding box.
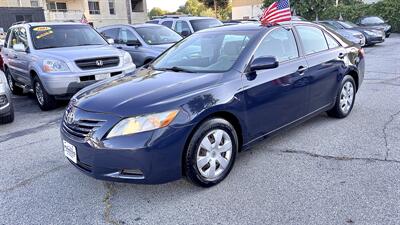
[324,32,339,49]
[254,28,298,62]
[101,28,119,41]
[296,26,328,55]
[189,19,223,32]
[175,21,191,34]
[118,28,138,44]
[361,16,384,25]
[9,27,28,49]
[161,21,173,29]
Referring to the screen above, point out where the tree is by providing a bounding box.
[199,0,229,18]
[177,0,214,17]
[148,7,167,18]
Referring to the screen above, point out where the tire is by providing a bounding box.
[327,75,356,119]
[5,69,24,95]
[0,103,14,124]
[184,118,238,187]
[33,76,57,111]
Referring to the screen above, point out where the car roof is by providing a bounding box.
[154,16,217,21]
[98,23,165,30]
[11,22,88,28]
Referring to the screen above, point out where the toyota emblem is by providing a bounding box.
[96,60,104,67]
[66,109,75,124]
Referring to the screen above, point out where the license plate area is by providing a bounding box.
[95,73,111,80]
[63,140,77,164]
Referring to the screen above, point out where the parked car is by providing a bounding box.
[222,19,260,26]
[98,24,182,67]
[1,22,136,111]
[0,70,14,124]
[291,16,307,21]
[318,21,366,46]
[356,16,391,38]
[320,20,384,46]
[61,21,364,187]
[147,15,223,37]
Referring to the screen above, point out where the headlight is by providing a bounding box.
[43,59,70,72]
[107,109,179,138]
[123,52,132,65]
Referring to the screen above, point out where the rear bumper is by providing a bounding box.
[40,64,136,96]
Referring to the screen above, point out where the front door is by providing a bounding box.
[117,28,146,67]
[242,27,310,140]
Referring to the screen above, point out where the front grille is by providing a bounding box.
[63,119,104,138]
[75,57,120,70]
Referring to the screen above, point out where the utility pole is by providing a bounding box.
[214,0,218,18]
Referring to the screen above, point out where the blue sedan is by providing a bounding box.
[61,21,365,187]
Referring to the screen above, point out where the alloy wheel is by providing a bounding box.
[35,82,44,106]
[340,81,354,114]
[7,73,14,92]
[196,129,233,181]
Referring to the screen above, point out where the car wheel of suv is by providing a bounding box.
[6,69,24,95]
[184,118,238,187]
[33,76,57,111]
[0,103,14,124]
[327,75,356,118]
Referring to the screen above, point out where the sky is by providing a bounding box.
[147,0,188,12]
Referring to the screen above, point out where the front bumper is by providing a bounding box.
[365,35,384,45]
[60,108,193,184]
[40,64,136,96]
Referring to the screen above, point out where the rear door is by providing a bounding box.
[295,25,345,112]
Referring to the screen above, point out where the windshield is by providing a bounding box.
[31,25,107,49]
[362,16,384,24]
[135,26,182,45]
[152,31,255,73]
[190,19,223,32]
[338,21,358,29]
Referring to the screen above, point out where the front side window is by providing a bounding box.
[30,25,107,49]
[254,28,298,62]
[175,21,191,34]
[118,28,138,44]
[108,0,115,15]
[161,21,173,29]
[88,1,100,15]
[324,32,340,49]
[189,19,223,32]
[152,31,255,73]
[135,26,182,45]
[9,27,28,49]
[101,28,119,41]
[296,26,329,55]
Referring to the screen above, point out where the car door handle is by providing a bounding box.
[297,66,308,75]
[338,53,346,59]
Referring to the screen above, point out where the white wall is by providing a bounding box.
[232,4,263,20]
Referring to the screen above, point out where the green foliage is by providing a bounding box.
[199,0,229,9]
[262,0,400,32]
[148,7,169,18]
[178,0,231,20]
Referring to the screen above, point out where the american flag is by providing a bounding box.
[260,0,292,25]
[80,14,88,24]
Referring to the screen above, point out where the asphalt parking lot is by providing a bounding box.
[1,34,400,225]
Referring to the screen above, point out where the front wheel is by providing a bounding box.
[33,76,57,111]
[184,118,238,187]
[327,75,356,118]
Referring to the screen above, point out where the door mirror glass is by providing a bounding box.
[106,38,114,44]
[13,43,26,52]
[250,56,279,71]
[126,39,141,46]
[180,30,190,37]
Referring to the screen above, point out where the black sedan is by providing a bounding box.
[61,22,365,187]
[356,16,391,38]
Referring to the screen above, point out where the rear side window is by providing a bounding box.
[324,32,340,49]
[296,26,329,55]
[161,21,173,29]
[254,27,298,62]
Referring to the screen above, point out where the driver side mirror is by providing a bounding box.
[250,56,279,71]
[126,39,141,47]
[106,38,114,44]
[13,43,27,52]
[180,30,191,37]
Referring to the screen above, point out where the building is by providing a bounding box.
[232,0,263,20]
[0,0,148,28]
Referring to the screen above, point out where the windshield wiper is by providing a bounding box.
[158,66,194,73]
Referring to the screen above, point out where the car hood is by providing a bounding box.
[37,45,123,61]
[73,68,222,117]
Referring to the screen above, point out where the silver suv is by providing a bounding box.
[1,22,136,110]
[147,16,223,37]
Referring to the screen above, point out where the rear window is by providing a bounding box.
[30,25,107,49]
[189,19,223,32]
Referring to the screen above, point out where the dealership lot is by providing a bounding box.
[1,34,400,225]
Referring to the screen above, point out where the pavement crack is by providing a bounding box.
[383,109,400,160]
[103,182,121,225]
[280,149,400,164]
[0,165,68,193]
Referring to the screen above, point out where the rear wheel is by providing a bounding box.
[0,103,14,124]
[184,118,238,187]
[327,75,356,118]
[5,69,24,95]
[33,76,57,111]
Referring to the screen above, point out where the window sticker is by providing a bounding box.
[36,30,54,39]
[33,27,52,32]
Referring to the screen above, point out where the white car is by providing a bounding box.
[0,70,14,124]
